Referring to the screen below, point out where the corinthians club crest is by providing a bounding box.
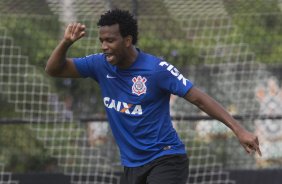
[132,76,147,96]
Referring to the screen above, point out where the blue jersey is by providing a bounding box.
[73,50,193,167]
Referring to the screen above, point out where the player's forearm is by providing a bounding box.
[185,87,245,136]
[45,39,73,76]
[196,95,245,136]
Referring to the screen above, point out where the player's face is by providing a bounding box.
[99,24,130,67]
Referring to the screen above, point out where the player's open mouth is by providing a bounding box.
[105,53,115,63]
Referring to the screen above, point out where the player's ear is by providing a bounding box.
[124,35,133,47]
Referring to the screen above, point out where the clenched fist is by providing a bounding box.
[64,23,86,44]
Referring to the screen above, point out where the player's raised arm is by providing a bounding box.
[184,86,262,156]
[45,23,86,78]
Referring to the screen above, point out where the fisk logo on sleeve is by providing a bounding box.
[159,61,188,86]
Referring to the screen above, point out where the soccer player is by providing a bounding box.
[45,9,261,184]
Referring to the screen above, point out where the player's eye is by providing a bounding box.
[107,39,114,43]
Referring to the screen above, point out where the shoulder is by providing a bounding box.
[138,51,164,70]
[83,53,105,62]
[73,53,106,69]
[73,53,104,62]
[72,53,107,78]
[140,52,174,71]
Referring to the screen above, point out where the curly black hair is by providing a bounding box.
[97,9,138,45]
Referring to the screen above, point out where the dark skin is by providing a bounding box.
[45,23,262,156]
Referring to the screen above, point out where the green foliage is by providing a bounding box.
[0,15,61,67]
[0,0,52,15]
[0,14,100,173]
[137,17,201,67]
[0,124,58,173]
[139,36,200,67]
[224,0,282,63]
[0,95,21,118]
[0,121,85,173]
[224,0,280,14]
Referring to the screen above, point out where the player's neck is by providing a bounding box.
[118,46,138,69]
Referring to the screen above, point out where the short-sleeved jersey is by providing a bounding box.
[73,50,193,167]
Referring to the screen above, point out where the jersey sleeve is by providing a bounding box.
[73,54,102,81]
[156,61,193,97]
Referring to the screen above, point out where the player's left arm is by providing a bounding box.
[184,86,262,156]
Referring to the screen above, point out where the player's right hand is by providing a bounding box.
[236,128,262,157]
[63,23,86,44]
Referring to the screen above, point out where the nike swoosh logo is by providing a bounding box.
[107,74,116,79]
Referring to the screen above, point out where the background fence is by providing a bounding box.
[1,0,282,184]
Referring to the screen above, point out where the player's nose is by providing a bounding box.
[101,41,109,51]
